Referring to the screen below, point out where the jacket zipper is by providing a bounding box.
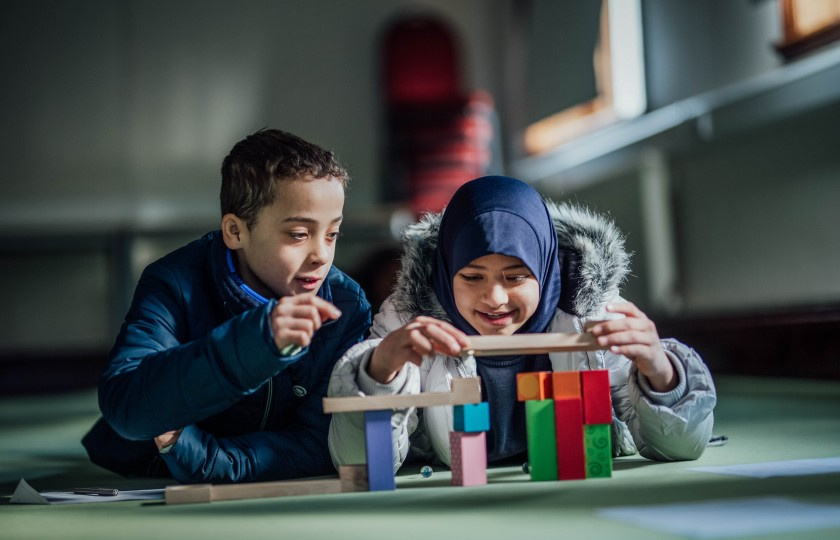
[260,378,273,431]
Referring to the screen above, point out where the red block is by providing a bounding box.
[554,398,586,480]
[581,370,612,425]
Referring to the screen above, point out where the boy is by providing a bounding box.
[82,129,372,484]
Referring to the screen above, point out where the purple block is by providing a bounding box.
[365,409,396,491]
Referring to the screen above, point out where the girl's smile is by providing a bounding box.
[453,253,540,336]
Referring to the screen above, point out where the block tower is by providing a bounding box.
[517,369,612,481]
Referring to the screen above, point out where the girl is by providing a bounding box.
[328,176,715,470]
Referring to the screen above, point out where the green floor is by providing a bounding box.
[1,375,839,540]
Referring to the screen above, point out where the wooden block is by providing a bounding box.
[517,371,552,401]
[524,399,557,481]
[554,398,586,480]
[165,479,345,505]
[165,484,212,505]
[449,431,487,486]
[323,377,481,413]
[338,464,369,492]
[581,370,612,425]
[465,332,602,357]
[551,371,581,400]
[453,402,490,432]
[584,423,612,478]
[365,409,396,491]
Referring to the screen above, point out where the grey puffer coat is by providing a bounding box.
[328,201,716,471]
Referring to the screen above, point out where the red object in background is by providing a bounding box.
[382,15,461,105]
[381,14,500,217]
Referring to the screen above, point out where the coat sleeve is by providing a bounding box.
[327,298,421,473]
[617,338,717,461]
[98,261,372,483]
[98,263,295,440]
[550,305,716,462]
[161,296,371,484]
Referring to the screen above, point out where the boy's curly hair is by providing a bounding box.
[220,128,349,228]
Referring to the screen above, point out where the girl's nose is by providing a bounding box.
[484,283,508,307]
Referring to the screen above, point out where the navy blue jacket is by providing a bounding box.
[82,231,371,484]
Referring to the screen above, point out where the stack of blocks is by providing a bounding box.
[450,402,490,486]
[516,370,612,481]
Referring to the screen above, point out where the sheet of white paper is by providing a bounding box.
[599,497,840,539]
[9,478,164,504]
[687,456,840,478]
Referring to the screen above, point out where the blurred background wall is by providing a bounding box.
[1,0,838,392]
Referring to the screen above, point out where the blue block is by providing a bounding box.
[364,409,396,491]
[453,402,490,432]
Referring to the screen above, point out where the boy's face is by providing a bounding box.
[226,175,344,299]
[452,253,540,336]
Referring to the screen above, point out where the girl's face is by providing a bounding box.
[452,253,540,336]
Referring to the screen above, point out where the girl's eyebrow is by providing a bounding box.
[462,263,528,271]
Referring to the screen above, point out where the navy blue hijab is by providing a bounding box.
[431,175,561,462]
[432,175,561,338]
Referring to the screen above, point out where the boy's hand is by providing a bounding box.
[154,429,182,451]
[270,295,342,353]
[589,302,677,392]
[367,316,470,384]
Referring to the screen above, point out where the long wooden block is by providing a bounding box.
[167,479,342,505]
[323,377,481,413]
[464,332,602,356]
[338,464,369,492]
[165,464,369,505]
[365,409,396,491]
[166,484,212,504]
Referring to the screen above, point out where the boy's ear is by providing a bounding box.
[221,213,247,249]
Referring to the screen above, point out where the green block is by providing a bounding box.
[584,424,612,478]
[525,399,557,481]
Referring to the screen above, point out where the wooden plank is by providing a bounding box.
[165,484,212,505]
[464,331,603,356]
[165,465,369,505]
[323,377,481,414]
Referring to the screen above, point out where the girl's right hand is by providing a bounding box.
[366,316,470,384]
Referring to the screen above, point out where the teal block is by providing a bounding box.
[453,402,490,432]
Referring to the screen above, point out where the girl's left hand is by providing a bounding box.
[589,302,677,392]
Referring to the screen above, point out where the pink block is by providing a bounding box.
[450,431,487,486]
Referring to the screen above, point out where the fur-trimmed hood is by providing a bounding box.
[391,199,630,320]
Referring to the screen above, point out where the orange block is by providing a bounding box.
[517,371,552,401]
[551,371,581,400]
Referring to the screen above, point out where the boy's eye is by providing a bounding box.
[326,231,340,240]
[288,232,308,240]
